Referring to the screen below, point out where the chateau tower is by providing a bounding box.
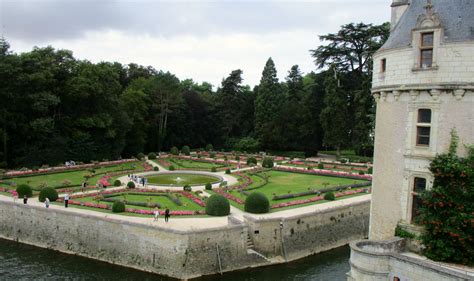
[369,0,474,240]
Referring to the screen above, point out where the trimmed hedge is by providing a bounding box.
[205,183,212,190]
[205,194,230,216]
[16,184,33,198]
[153,166,159,171]
[137,153,145,160]
[114,179,122,186]
[170,147,179,155]
[148,152,157,159]
[246,157,257,165]
[112,201,125,213]
[183,185,192,191]
[127,181,136,189]
[169,165,176,171]
[244,192,270,214]
[225,169,231,174]
[324,192,335,201]
[38,187,58,202]
[181,146,191,156]
[262,157,274,168]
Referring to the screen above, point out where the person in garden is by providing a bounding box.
[81,181,86,193]
[153,207,159,221]
[64,193,69,208]
[165,208,170,223]
[45,197,50,208]
[13,192,18,203]
[23,195,28,204]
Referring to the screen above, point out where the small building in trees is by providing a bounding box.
[348,0,474,280]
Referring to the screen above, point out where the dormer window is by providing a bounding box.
[420,32,434,68]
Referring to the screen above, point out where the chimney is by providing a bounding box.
[391,0,410,30]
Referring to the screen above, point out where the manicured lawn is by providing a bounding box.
[147,173,220,186]
[74,192,204,212]
[154,158,233,171]
[3,162,145,190]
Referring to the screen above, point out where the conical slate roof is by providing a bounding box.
[381,0,474,50]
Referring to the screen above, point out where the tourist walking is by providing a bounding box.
[153,208,159,221]
[45,197,50,208]
[64,193,69,208]
[81,181,86,193]
[23,195,28,205]
[13,192,18,203]
[165,208,170,223]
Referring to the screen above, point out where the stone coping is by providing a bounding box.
[350,238,473,279]
[133,170,224,187]
[372,82,474,92]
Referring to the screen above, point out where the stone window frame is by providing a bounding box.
[411,27,442,72]
[415,108,432,147]
[406,100,439,157]
[407,174,431,224]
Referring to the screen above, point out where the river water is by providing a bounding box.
[0,238,350,280]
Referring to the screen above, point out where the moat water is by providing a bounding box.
[0,238,350,280]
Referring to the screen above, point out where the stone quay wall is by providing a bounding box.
[0,197,370,280]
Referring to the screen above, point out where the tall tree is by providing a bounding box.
[255,58,285,149]
[320,67,350,156]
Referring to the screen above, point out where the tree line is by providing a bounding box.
[0,22,389,168]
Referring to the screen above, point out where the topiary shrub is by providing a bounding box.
[205,144,213,151]
[169,165,175,171]
[262,157,274,168]
[245,192,270,214]
[205,183,212,190]
[183,185,192,192]
[210,152,216,158]
[112,201,126,213]
[38,187,58,202]
[114,179,122,186]
[211,167,217,172]
[324,192,335,201]
[235,155,240,161]
[225,169,231,174]
[127,181,136,189]
[307,166,313,170]
[153,166,159,171]
[246,157,257,166]
[205,194,230,216]
[358,170,365,175]
[181,145,191,156]
[16,184,33,198]
[317,163,324,169]
[137,153,145,160]
[368,167,373,174]
[148,152,157,159]
[170,146,179,155]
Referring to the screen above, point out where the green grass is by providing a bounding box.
[74,193,204,211]
[155,158,233,171]
[221,170,367,207]
[147,173,221,186]
[3,162,145,190]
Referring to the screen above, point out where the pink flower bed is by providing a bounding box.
[59,188,205,216]
[5,159,137,177]
[274,166,372,181]
[271,188,369,209]
[0,187,18,197]
[213,188,245,204]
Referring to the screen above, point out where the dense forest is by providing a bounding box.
[0,22,389,168]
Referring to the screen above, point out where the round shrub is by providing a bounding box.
[137,153,145,160]
[235,155,240,161]
[170,146,179,155]
[181,145,191,156]
[358,170,365,175]
[211,167,217,172]
[205,144,213,151]
[225,168,231,174]
[183,185,192,192]
[317,163,324,169]
[210,152,216,159]
[16,184,33,198]
[169,165,176,171]
[153,166,159,171]
[205,194,230,216]
[245,192,270,214]
[262,157,274,168]
[205,183,212,190]
[148,152,157,159]
[127,181,136,189]
[114,179,122,187]
[368,167,373,174]
[112,201,126,213]
[246,157,257,165]
[324,192,335,201]
[38,187,58,202]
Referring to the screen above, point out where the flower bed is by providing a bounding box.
[273,166,372,181]
[213,188,245,204]
[272,182,372,200]
[271,188,369,209]
[4,159,137,177]
[58,188,205,216]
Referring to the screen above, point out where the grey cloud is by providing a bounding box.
[1,0,388,43]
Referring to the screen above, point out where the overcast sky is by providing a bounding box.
[1,0,390,87]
